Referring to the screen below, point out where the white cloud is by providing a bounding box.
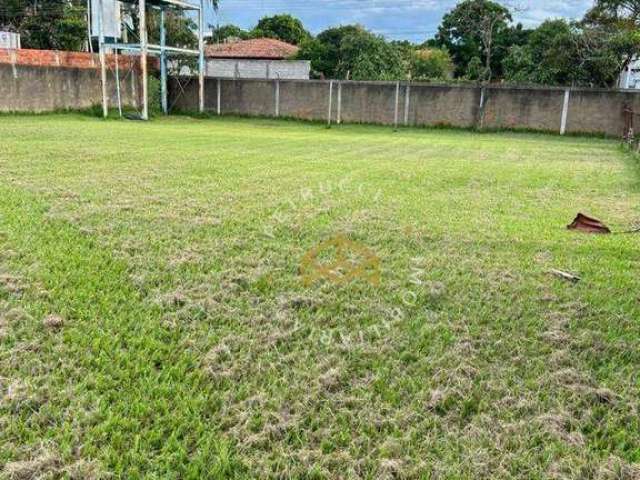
[215,0,594,41]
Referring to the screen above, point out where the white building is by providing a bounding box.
[205,38,310,80]
[619,58,640,89]
[0,31,20,49]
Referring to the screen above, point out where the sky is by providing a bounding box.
[210,0,594,43]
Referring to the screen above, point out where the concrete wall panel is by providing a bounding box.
[219,79,275,117]
[0,64,139,112]
[279,80,330,121]
[408,85,478,128]
[566,90,639,137]
[339,82,397,124]
[483,87,565,132]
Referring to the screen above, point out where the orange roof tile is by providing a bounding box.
[205,38,299,60]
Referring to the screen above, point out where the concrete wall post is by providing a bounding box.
[327,80,334,126]
[404,83,411,126]
[393,81,400,129]
[217,78,221,115]
[560,89,570,135]
[337,81,342,124]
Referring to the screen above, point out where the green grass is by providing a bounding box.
[1,114,639,479]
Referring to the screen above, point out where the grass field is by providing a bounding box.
[1,114,639,479]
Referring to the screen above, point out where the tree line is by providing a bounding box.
[2,0,639,88]
[213,0,640,88]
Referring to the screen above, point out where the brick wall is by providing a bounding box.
[0,48,143,71]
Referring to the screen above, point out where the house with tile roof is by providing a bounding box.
[205,38,310,80]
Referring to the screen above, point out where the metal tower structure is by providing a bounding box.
[96,0,206,120]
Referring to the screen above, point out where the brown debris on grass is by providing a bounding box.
[596,456,640,480]
[2,451,106,480]
[536,412,586,447]
[1,379,33,407]
[0,274,23,296]
[2,451,62,480]
[567,213,612,234]
[42,314,64,329]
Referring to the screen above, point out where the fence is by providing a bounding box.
[2,53,639,138]
[169,77,640,137]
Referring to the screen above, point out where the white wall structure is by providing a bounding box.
[0,31,20,49]
[206,59,310,80]
[619,58,640,89]
[91,0,122,39]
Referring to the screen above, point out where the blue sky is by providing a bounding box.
[209,0,593,43]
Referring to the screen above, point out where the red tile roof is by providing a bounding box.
[205,38,299,60]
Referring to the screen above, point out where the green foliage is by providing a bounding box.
[251,14,310,45]
[466,56,484,81]
[147,75,162,116]
[298,25,407,80]
[503,17,640,87]
[210,24,250,43]
[338,28,406,80]
[410,48,453,80]
[3,0,88,50]
[503,20,577,86]
[434,0,520,80]
[1,0,217,52]
[586,0,640,26]
[585,0,640,84]
[297,25,361,78]
[132,10,197,49]
[50,4,86,51]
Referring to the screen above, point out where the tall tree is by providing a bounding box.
[337,28,406,80]
[435,0,515,81]
[1,0,86,50]
[587,0,640,24]
[251,14,310,45]
[297,25,361,78]
[502,17,640,88]
[503,20,580,85]
[410,48,453,80]
[584,0,640,79]
[297,25,407,80]
[1,0,219,51]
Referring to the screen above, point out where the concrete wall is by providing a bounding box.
[409,84,480,128]
[482,86,565,132]
[170,78,637,137]
[1,58,637,138]
[0,64,140,112]
[206,59,310,80]
[566,89,640,136]
[0,48,142,113]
